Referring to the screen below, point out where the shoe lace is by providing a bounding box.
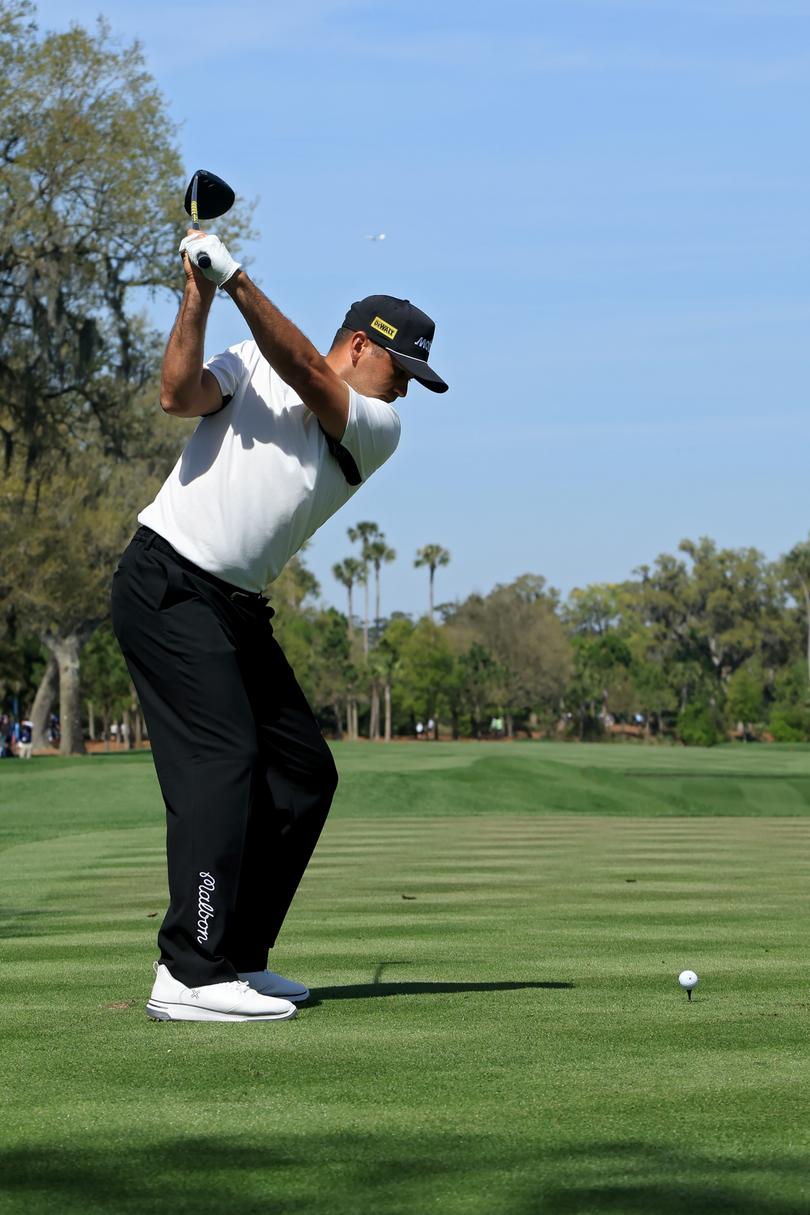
[229,980,251,995]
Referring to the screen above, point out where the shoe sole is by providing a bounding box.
[146,1000,297,1022]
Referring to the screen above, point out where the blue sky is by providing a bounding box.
[35,0,810,617]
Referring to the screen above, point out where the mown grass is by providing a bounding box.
[2,742,810,1213]
[6,741,810,846]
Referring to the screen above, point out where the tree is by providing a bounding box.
[625,626,678,738]
[726,661,765,740]
[0,5,251,752]
[677,702,724,747]
[348,521,380,656]
[330,556,365,738]
[397,618,454,736]
[363,534,395,740]
[448,575,571,737]
[0,8,193,477]
[81,625,133,745]
[366,536,396,633]
[564,584,626,637]
[456,641,500,733]
[768,661,810,741]
[564,583,640,736]
[267,549,321,701]
[1,442,169,753]
[28,655,57,749]
[679,538,787,685]
[414,544,450,619]
[306,608,354,740]
[332,557,364,639]
[782,537,810,684]
[634,539,789,717]
[0,606,47,726]
[375,616,413,741]
[443,613,503,738]
[567,632,633,740]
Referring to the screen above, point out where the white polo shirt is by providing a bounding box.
[138,340,401,591]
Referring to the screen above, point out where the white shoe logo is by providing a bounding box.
[189,988,201,1000]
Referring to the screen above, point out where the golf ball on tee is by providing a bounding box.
[678,970,699,991]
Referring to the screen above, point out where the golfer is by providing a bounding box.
[111,228,448,1022]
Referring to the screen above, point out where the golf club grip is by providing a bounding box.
[189,174,212,269]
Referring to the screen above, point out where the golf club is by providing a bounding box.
[183,169,236,269]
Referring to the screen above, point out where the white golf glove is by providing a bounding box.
[179,233,241,287]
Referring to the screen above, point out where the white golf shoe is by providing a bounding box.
[237,969,310,1004]
[146,963,298,1022]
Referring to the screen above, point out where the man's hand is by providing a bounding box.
[160,230,227,419]
[179,229,241,288]
[179,231,217,305]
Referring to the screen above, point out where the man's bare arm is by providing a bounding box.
[222,270,349,440]
[160,265,224,419]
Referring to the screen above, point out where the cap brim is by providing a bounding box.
[386,348,448,393]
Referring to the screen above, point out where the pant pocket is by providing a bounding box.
[158,560,203,613]
[112,550,171,635]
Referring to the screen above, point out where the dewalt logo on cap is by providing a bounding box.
[370,316,398,341]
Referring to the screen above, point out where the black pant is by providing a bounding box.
[111,526,338,987]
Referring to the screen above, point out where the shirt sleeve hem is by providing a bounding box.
[206,361,234,400]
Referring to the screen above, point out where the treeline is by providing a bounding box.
[7,524,809,752]
[240,530,810,746]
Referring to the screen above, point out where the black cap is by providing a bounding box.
[342,295,448,393]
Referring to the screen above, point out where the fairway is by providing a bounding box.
[3,742,810,1214]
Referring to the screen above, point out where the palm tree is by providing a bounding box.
[414,544,451,619]
[332,557,364,638]
[366,537,396,634]
[348,521,380,656]
[359,538,395,742]
[332,557,364,740]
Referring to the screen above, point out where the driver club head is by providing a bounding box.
[184,170,235,223]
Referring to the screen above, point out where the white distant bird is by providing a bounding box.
[363,233,386,241]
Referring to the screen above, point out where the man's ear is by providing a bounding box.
[349,331,368,367]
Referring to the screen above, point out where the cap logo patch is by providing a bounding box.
[371,316,398,340]
[414,336,432,352]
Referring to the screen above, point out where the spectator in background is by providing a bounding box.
[415,721,424,741]
[18,719,33,760]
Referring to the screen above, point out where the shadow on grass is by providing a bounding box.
[623,771,810,781]
[0,1135,807,1215]
[308,979,573,1006]
[515,1141,810,1214]
[519,1183,808,1215]
[0,909,54,940]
